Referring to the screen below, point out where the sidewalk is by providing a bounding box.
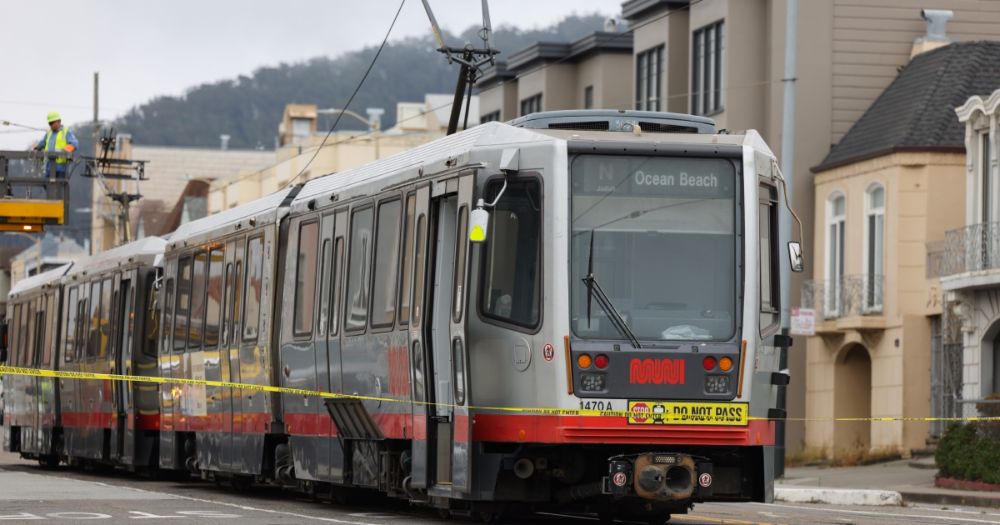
[776,458,1000,508]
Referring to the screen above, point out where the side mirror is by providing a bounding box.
[469,206,490,243]
[788,241,804,273]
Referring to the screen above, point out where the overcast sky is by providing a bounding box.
[0,0,620,148]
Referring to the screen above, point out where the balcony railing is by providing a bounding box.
[943,221,1000,276]
[801,274,885,320]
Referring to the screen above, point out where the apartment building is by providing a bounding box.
[944,83,1000,416]
[479,0,1000,455]
[804,42,1000,454]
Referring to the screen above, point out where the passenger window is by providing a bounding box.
[189,252,208,349]
[411,214,428,326]
[174,257,192,351]
[232,260,243,343]
[453,206,469,323]
[221,262,233,347]
[100,278,112,358]
[87,281,102,359]
[371,199,401,328]
[760,185,780,335]
[480,179,543,328]
[399,193,416,326]
[143,275,159,356]
[43,293,54,366]
[330,237,344,335]
[244,236,264,341]
[64,287,78,362]
[162,279,174,356]
[294,221,320,336]
[318,239,332,336]
[205,248,224,347]
[345,206,374,332]
[75,297,88,360]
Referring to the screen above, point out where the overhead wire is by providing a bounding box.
[281,0,407,190]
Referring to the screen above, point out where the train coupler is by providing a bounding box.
[603,453,714,502]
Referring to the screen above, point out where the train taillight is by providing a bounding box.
[594,354,609,369]
[702,356,717,371]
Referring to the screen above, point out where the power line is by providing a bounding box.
[282,0,407,190]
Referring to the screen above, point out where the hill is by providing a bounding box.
[97,14,610,149]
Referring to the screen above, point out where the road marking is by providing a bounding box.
[910,504,1000,517]
[760,502,1000,524]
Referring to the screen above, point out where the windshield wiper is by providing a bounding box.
[583,230,641,349]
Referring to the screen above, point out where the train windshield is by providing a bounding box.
[570,154,738,342]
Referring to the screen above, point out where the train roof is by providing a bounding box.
[167,187,295,250]
[291,122,557,213]
[64,236,166,281]
[8,263,72,299]
[536,127,776,157]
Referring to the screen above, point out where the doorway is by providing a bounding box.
[834,344,872,452]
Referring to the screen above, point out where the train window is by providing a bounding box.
[399,193,416,326]
[371,199,401,329]
[330,237,344,336]
[175,257,192,351]
[205,248,224,348]
[34,308,45,367]
[64,286,78,363]
[453,206,469,323]
[25,300,36,367]
[759,185,780,336]
[233,260,243,343]
[100,278,112,358]
[42,293,55,366]
[294,221,320,336]
[162,279,174,356]
[345,206,374,332]
[86,281,101,359]
[189,252,208,349]
[143,275,159,356]
[411,214,428,326]
[243,236,264,341]
[75,296,88,360]
[479,179,542,329]
[318,239,332,337]
[221,262,232,347]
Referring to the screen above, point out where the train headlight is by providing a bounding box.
[704,375,730,394]
[580,372,607,392]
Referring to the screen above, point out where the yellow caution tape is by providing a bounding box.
[1,365,998,424]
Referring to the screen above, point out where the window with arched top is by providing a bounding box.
[864,184,885,312]
[825,193,846,317]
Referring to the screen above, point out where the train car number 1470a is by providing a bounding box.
[579,400,616,411]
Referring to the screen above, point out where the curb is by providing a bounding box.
[774,487,902,506]
[898,490,1000,509]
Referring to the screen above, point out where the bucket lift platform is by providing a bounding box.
[0,150,71,232]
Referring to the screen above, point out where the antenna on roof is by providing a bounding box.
[420,0,499,135]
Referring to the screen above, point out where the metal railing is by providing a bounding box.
[942,221,1000,276]
[801,274,885,320]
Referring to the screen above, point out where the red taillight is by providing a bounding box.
[702,356,717,371]
[594,354,609,369]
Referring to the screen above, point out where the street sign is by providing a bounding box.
[790,308,815,336]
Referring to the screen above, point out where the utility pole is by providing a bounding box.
[91,72,100,255]
[776,0,797,479]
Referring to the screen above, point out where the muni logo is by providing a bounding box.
[628,358,685,385]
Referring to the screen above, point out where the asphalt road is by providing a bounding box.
[0,452,998,524]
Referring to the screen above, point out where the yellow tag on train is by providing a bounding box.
[627,401,749,426]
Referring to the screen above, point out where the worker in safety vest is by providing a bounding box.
[33,111,79,178]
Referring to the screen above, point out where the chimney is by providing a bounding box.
[220,134,231,150]
[911,9,953,58]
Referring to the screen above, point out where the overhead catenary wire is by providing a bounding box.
[282,0,407,190]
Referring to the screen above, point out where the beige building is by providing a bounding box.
[9,234,87,285]
[944,82,1000,415]
[208,95,471,213]
[803,41,1000,455]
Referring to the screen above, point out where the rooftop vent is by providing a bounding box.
[912,9,953,58]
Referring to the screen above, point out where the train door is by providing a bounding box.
[27,296,41,453]
[224,238,245,471]
[426,174,475,493]
[112,272,132,462]
[408,185,431,489]
[319,211,342,481]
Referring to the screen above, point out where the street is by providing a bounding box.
[0,453,997,524]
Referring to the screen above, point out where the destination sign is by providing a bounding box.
[571,155,735,199]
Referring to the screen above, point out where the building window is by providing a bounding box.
[981,131,994,224]
[864,184,885,312]
[635,46,663,111]
[584,85,594,109]
[481,110,501,123]
[825,193,846,317]
[692,20,724,116]
[520,94,542,117]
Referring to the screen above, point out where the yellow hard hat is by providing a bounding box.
[47,111,61,123]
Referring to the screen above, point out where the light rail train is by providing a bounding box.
[2,110,797,524]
